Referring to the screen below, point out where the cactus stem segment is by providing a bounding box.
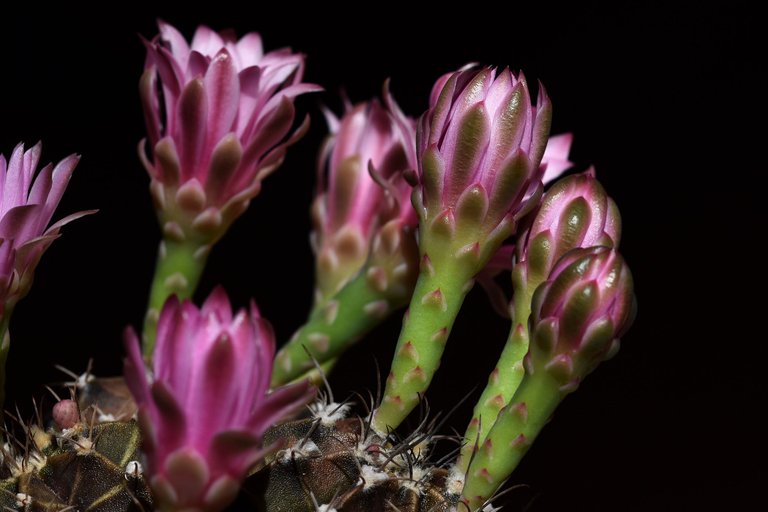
[458,266,538,470]
[461,363,565,509]
[272,272,397,386]
[372,255,475,433]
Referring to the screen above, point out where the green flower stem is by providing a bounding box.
[458,266,538,469]
[271,272,402,386]
[143,238,208,358]
[0,308,12,410]
[372,255,474,433]
[461,363,565,510]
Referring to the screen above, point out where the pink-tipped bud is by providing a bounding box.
[414,66,552,242]
[530,247,635,388]
[53,399,80,429]
[519,169,621,282]
[312,87,417,299]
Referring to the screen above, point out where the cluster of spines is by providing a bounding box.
[259,393,470,512]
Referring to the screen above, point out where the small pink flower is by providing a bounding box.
[124,288,314,511]
[0,142,91,315]
[312,87,417,298]
[139,21,321,244]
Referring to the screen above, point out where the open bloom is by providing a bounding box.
[124,288,314,512]
[140,21,320,244]
[414,66,551,248]
[0,142,90,315]
[311,88,417,300]
[529,247,635,390]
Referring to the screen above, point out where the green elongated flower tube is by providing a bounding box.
[142,239,208,356]
[273,218,419,385]
[371,66,552,433]
[459,170,621,467]
[461,247,635,509]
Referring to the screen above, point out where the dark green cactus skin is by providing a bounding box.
[252,415,461,512]
[1,420,152,512]
[2,374,151,512]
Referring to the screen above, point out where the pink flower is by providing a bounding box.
[0,142,91,315]
[414,66,552,242]
[311,87,417,298]
[139,21,321,244]
[124,288,314,511]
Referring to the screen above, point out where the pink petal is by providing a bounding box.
[21,142,42,195]
[123,327,151,407]
[541,133,574,185]
[201,286,233,322]
[246,380,314,436]
[191,25,225,57]
[151,380,188,452]
[176,79,207,181]
[27,163,53,209]
[203,50,240,153]
[207,431,262,478]
[1,143,26,213]
[186,331,239,447]
[41,154,79,227]
[187,50,209,79]
[140,69,162,148]
[158,20,191,63]
[235,32,264,68]
[0,204,43,241]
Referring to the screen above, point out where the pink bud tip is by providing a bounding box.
[53,399,80,429]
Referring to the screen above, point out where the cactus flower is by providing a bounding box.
[0,143,90,316]
[139,21,320,354]
[414,66,552,251]
[372,66,552,432]
[124,288,314,512]
[529,246,635,386]
[461,170,622,464]
[461,247,635,508]
[140,21,320,244]
[311,89,417,301]
[0,142,92,406]
[272,87,419,386]
[518,169,621,285]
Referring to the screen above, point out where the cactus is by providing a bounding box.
[459,170,622,467]
[372,67,552,433]
[252,395,464,512]
[1,383,151,512]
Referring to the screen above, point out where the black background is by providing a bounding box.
[1,4,764,511]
